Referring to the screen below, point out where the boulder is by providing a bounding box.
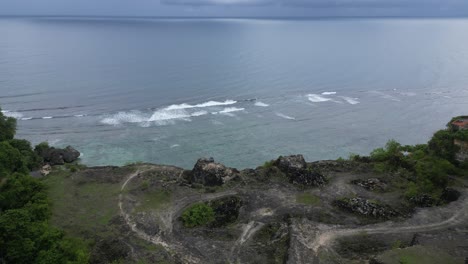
[191,158,239,186]
[40,164,52,176]
[38,145,80,165]
[440,188,461,202]
[62,146,80,163]
[274,155,307,172]
[333,197,398,219]
[274,155,326,187]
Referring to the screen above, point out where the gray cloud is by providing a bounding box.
[161,0,467,8]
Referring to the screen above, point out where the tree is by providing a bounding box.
[0,108,16,141]
[7,139,42,170]
[0,141,27,178]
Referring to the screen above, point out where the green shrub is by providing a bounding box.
[262,160,275,169]
[7,139,42,170]
[34,142,50,156]
[0,108,16,142]
[0,141,27,178]
[428,130,458,163]
[181,203,215,228]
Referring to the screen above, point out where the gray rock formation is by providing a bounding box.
[274,155,326,186]
[351,178,388,192]
[38,145,80,165]
[190,157,239,186]
[333,197,398,219]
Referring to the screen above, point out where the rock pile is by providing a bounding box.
[190,158,239,186]
[37,145,80,165]
[274,155,326,186]
[333,197,398,219]
[351,178,388,192]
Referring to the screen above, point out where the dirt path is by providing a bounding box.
[118,168,203,263]
[310,190,468,254]
[118,168,240,263]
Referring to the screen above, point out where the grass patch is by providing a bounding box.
[377,245,461,264]
[42,168,123,238]
[135,190,171,212]
[296,193,320,205]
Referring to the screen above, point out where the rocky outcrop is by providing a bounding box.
[40,164,52,176]
[274,155,326,186]
[190,158,239,186]
[440,188,461,202]
[275,155,307,172]
[37,145,80,165]
[351,178,388,192]
[333,197,398,219]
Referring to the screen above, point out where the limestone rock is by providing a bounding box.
[351,178,388,192]
[38,145,80,165]
[274,155,326,187]
[333,197,398,219]
[40,164,52,176]
[190,158,239,186]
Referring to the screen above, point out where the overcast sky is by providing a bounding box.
[1,0,468,17]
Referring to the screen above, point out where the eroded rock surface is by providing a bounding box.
[38,145,80,165]
[190,157,239,186]
[351,178,388,192]
[333,197,398,219]
[275,155,326,186]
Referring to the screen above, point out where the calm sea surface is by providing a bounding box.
[1,17,468,168]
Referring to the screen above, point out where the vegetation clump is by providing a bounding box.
[363,120,468,205]
[0,108,89,263]
[181,203,215,228]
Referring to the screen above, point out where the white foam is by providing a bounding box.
[101,108,209,126]
[340,96,360,105]
[275,112,296,120]
[148,109,191,122]
[254,101,269,107]
[42,116,53,119]
[307,94,332,103]
[2,111,24,119]
[321,92,337,95]
[74,114,85,117]
[170,144,180,148]
[164,100,237,110]
[20,117,33,120]
[219,107,245,114]
[191,110,208,117]
[101,111,147,125]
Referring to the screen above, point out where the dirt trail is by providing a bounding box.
[118,168,202,263]
[119,168,240,263]
[310,190,468,254]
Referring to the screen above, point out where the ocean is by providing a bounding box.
[1,17,468,169]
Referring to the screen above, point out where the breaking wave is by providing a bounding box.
[164,100,237,110]
[1,110,24,119]
[321,92,337,95]
[99,100,234,126]
[254,101,269,107]
[340,96,360,105]
[275,112,296,120]
[307,94,332,103]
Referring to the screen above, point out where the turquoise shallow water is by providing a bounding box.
[1,17,468,169]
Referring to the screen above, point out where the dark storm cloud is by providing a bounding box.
[0,0,467,16]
